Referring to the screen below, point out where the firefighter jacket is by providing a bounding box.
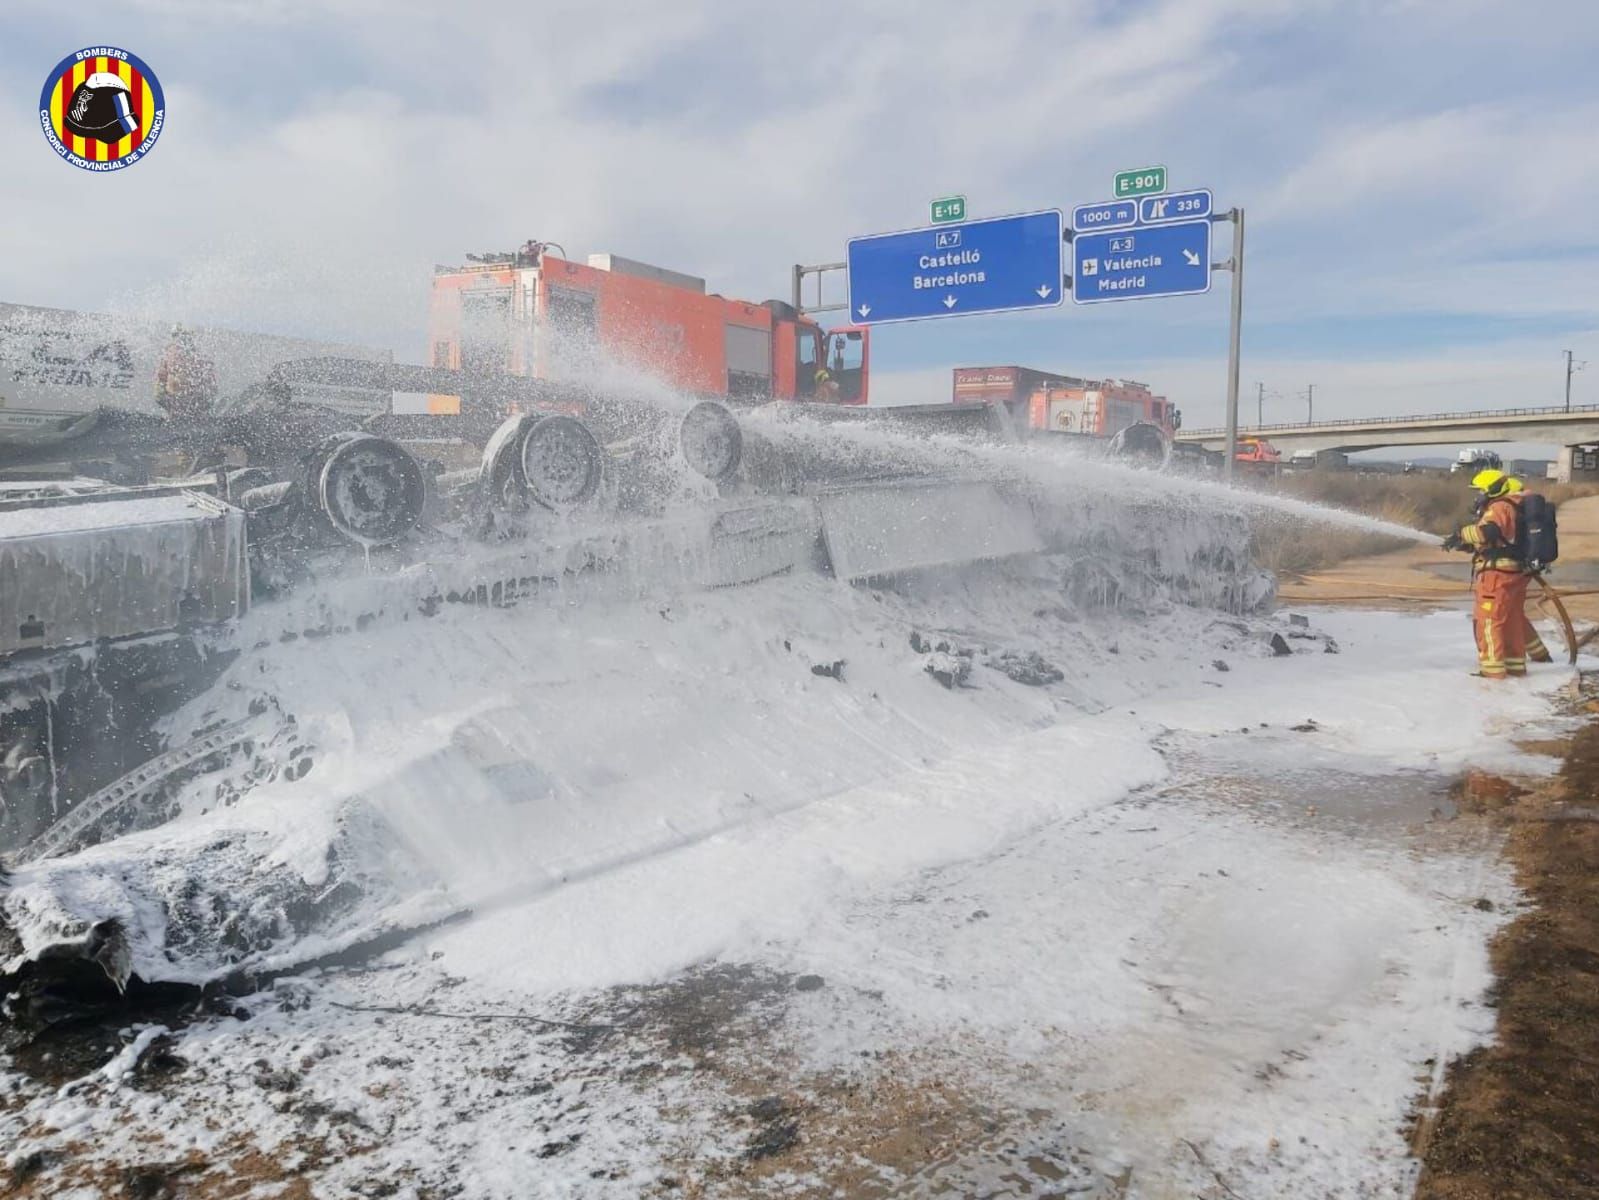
[1459,494,1524,574]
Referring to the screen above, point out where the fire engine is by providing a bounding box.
[950,366,1181,439]
[427,241,868,411]
[1027,378,1180,439]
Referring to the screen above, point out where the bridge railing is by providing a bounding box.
[1180,402,1599,438]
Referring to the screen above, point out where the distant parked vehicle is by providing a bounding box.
[1235,437,1282,465]
[1450,448,1502,475]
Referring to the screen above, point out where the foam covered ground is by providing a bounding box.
[4,547,1266,986]
[0,555,1574,1197]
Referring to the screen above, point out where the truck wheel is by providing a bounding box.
[314,434,427,546]
[519,416,604,511]
[679,401,743,483]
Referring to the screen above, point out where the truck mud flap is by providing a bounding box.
[814,480,1043,581]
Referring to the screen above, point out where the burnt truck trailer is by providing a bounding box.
[0,301,392,420]
[0,345,1067,868]
[0,265,1212,871]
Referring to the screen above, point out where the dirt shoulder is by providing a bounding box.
[1414,720,1599,1200]
[1274,542,1469,611]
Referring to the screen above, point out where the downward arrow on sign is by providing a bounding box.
[1036,284,1052,299]
[857,304,871,318]
[943,295,958,309]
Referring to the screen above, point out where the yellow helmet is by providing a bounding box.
[1470,468,1510,497]
[1505,476,1524,494]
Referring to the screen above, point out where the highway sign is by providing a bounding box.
[847,209,1064,325]
[1138,188,1212,225]
[931,195,966,224]
[1071,218,1211,305]
[1072,200,1137,233]
[1114,166,1166,198]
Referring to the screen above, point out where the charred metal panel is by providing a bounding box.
[0,490,247,655]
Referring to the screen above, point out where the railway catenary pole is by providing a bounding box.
[1215,208,1246,480]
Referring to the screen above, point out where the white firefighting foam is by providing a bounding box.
[0,400,1453,988]
[0,370,1546,1200]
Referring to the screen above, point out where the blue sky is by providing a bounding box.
[2,0,1596,439]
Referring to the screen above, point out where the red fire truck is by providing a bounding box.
[951,367,1181,439]
[427,242,870,410]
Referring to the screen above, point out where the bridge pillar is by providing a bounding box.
[1554,445,1599,484]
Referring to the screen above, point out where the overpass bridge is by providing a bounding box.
[1177,404,1599,473]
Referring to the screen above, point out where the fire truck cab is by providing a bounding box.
[427,243,868,412]
[1027,378,1180,439]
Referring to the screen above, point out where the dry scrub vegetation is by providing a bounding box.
[1248,471,1599,578]
[1415,718,1599,1200]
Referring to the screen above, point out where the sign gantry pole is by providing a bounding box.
[1217,207,1245,481]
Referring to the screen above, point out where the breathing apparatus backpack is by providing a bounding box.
[1517,491,1559,570]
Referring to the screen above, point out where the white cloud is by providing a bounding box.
[1263,102,1599,229]
[2,0,1278,347]
[0,0,1593,400]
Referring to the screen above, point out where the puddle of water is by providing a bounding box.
[1163,766,1457,833]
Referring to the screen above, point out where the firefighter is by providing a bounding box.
[1442,468,1529,678]
[154,325,218,423]
[814,367,840,402]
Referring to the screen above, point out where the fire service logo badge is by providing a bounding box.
[39,47,165,172]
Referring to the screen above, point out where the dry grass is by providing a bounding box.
[1247,473,1599,578]
[1250,522,1414,578]
[1266,473,1476,536]
[1414,721,1599,1200]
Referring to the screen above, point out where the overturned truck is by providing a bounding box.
[0,360,751,848]
[0,358,1274,1034]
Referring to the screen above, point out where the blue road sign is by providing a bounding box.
[1137,189,1212,225]
[1071,219,1212,304]
[846,210,1063,324]
[1072,200,1137,233]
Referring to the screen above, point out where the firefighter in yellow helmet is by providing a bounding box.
[1442,468,1530,678]
[155,324,217,424]
[1501,476,1554,664]
[813,367,840,402]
